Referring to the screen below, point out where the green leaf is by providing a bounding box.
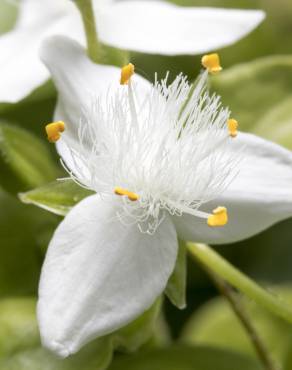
[165,241,187,309]
[114,299,162,352]
[0,0,18,35]
[0,189,58,296]
[187,243,292,326]
[19,179,93,216]
[252,96,292,148]
[0,341,113,370]
[0,122,59,193]
[0,298,39,357]
[211,55,292,149]
[181,285,292,367]
[109,345,262,370]
[0,297,113,370]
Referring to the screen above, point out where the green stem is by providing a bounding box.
[207,270,281,370]
[74,0,102,63]
[187,242,292,324]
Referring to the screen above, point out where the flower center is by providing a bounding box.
[46,55,241,234]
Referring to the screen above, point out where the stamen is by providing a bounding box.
[207,206,228,227]
[120,63,135,85]
[114,186,139,201]
[201,53,222,74]
[228,118,238,138]
[45,121,65,143]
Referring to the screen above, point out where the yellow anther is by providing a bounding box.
[120,63,135,85]
[114,186,139,201]
[201,53,222,74]
[45,121,65,143]
[228,118,238,138]
[207,206,228,227]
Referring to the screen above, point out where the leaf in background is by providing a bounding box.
[252,96,292,148]
[0,298,39,357]
[0,189,58,296]
[19,179,93,216]
[211,55,292,149]
[0,0,17,35]
[0,121,59,193]
[0,342,113,370]
[0,297,113,370]
[165,241,187,309]
[114,299,163,352]
[180,285,292,367]
[109,345,261,370]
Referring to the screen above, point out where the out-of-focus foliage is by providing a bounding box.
[0,190,58,296]
[165,241,187,309]
[211,56,292,149]
[0,121,59,194]
[181,286,292,369]
[0,298,166,370]
[108,345,262,370]
[0,0,17,34]
[20,180,93,216]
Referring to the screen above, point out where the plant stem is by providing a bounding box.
[74,0,102,63]
[187,242,292,325]
[206,269,281,370]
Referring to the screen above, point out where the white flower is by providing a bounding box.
[37,36,292,358]
[0,0,265,103]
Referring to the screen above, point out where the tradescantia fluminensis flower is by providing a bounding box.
[0,0,265,103]
[37,36,292,357]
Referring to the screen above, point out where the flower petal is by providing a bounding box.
[40,35,151,171]
[173,133,292,245]
[0,0,83,103]
[38,194,178,357]
[97,2,265,55]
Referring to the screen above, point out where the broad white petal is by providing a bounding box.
[38,194,178,356]
[40,35,151,169]
[0,0,83,103]
[173,133,292,245]
[97,2,265,55]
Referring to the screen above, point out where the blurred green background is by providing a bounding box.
[1,0,292,369]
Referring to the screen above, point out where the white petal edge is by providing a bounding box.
[173,132,292,245]
[96,2,265,55]
[0,0,83,103]
[38,194,178,357]
[40,35,152,171]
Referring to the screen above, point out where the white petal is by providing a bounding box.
[40,35,151,169]
[97,2,265,55]
[173,133,292,245]
[0,0,83,103]
[38,194,178,356]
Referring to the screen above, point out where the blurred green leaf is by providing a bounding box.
[0,297,113,370]
[0,298,39,357]
[252,96,292,147]
[181,285,292,366]
[0,341,112,370]
[211,55,292,149]
[0,189,58,296]
[0,122,59,193]
[19,179,93,216]
[0,191,40,296]
[0,0,17,35]
[165,241,187,309]
[109,345,261,370]
[114,299,162,352]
